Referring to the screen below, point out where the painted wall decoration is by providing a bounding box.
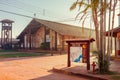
[70,47,82,62]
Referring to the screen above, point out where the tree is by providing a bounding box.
[70,0,118,73]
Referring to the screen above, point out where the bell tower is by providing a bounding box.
[0,19,14,49]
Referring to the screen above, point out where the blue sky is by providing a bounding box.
[0,0,119,38]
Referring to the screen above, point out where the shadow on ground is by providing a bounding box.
[30,71,93,80]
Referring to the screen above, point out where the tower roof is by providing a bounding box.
[0,19,14,23]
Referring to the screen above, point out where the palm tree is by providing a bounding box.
[70,0,118,73]
[107,0,117,69]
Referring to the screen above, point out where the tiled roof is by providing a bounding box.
[17,18,94,39]
[0,19,14,23]
[105,26,120,37]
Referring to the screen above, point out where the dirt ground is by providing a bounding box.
[0,54,90,80]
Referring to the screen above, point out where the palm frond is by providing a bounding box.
[70,1,78,11]
[81,14,89,35]
[75,11,83,20]
[83,5,90,13]
[91,0,99,11]
[79,12,87,22]
[78,0,84,11]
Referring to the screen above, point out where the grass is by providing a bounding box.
[0,52,48,58]
[98,71,119,75]
[94,69,119,75]
[0,49,18,52]
[106,71,118,75]
[111,75,120,80]
[94,69,120,80]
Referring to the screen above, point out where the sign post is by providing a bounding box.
[66,38,95,70]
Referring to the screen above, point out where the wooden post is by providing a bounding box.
[55,32,57,51]
[87,43,90,70]
[62,35,64,51]
[115,37,117,57]
[44,26,46,49]
[82,46,85,63]
[23,36,25,49]
[26,34,28,49]
[29,33,32,50]
[50,30,53,56]
[31,35,33,48]
[1,28,3,48]
[44,27,46,42]
[3,25,5,47]
[119,39,120,51]
[67,43,71,67]
[11,23,12,49]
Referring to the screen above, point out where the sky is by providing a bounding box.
[0,0,119,38]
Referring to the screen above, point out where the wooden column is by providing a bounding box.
[44,27,46,49]
[87,43,90,70]
[26,34,29,49]
[67,43,71,67]
[1,28,3,48]
[3,30,5,47]
[27,34,29,49]
[11,24,12,48]
[82,46,87,63]
[62,35,64,51]
[23,36,25,49]
[115,37,117,57]
[29,33,32,50]
[119,39,120,50]
[24,34,26,49]
[50,30,54,56]
[31,35,33,49]
[55,32,57,51]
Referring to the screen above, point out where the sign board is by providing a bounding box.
[46,35,50,42]
[70,47,82,62]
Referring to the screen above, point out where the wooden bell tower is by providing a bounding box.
[0,19,14,49]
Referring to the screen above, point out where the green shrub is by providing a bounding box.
[40,42,50,50]
[112,75,120,80]
[92,50,98,54]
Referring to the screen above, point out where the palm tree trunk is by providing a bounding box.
[99,0,104,73]
[92,9,99,50]
[110,0,117,60]
[107,0,112,70]
[103,0,106,62]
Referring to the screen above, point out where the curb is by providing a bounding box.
[52,67,108,80]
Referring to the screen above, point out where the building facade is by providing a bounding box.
[17,18,96,51]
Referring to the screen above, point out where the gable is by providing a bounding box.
[17,18,95,39]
